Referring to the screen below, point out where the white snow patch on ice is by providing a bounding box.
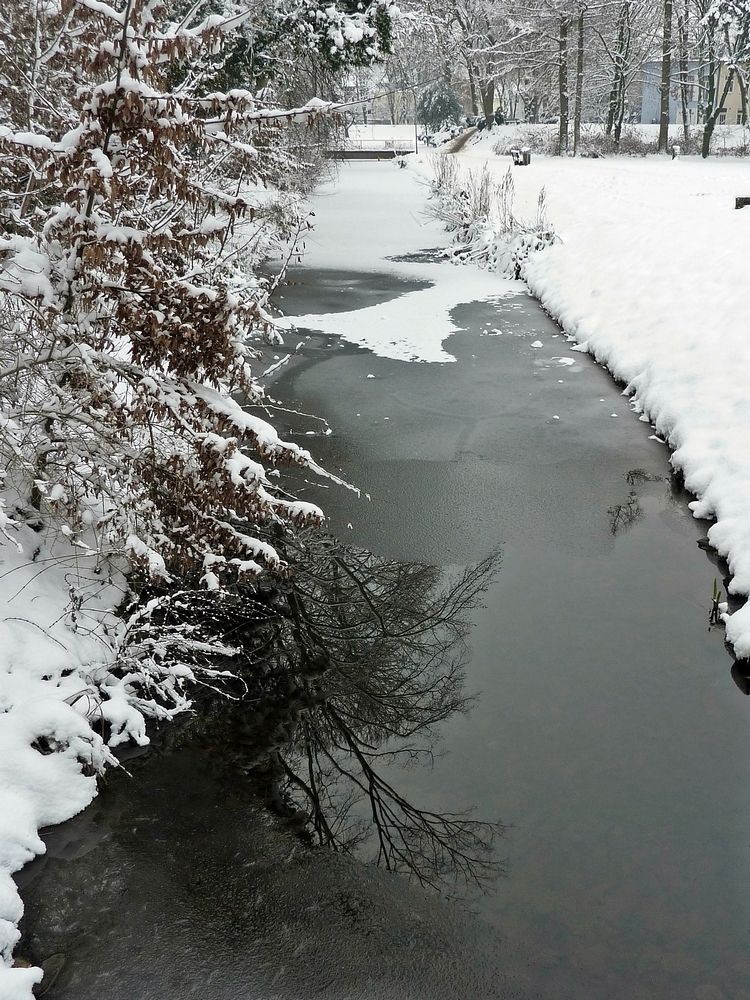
[282,163,519,362]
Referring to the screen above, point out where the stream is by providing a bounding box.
[16,164,750,1000]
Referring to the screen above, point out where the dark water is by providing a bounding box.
[266,265,431,316]
[18,748,517,1000]
[266,281,750,999]
[18,272,750,1000]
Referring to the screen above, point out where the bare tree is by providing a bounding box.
[573,5,587,152]
[559,14,572,150]
[676,0,693,140]
[698,0,750,154]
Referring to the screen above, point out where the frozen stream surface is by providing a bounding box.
[17,163,750,1000]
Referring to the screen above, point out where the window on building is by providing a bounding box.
[719,110,727,124]
[728,75,734,92]
[738,109,744,124]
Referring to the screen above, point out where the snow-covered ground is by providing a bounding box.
[450,133,750,656]
[0,529,127,998]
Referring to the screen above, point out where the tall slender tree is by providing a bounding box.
[658,0,674,150]
[559,14,571,151]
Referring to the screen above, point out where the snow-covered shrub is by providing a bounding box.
[0,0,345,595]
[489,124,720,159]
[426,156,559,277]
[712,124,750,156]
[492,126,555,156]
[612,125,659,156]
[430,161,495,232]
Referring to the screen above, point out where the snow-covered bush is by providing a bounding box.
[488,122,750,159]
[712,124,750,155]
[163,0,399,111]
[0,0,390,990]
[426,155,559,276]
[0,0,343,594]
[491,126,556,156]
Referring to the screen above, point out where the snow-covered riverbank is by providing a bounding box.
[0,534,125,999]
[429,139,750,659]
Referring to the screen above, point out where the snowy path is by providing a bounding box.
[450,144,750,658]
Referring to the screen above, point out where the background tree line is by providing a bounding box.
[370,0,749,154]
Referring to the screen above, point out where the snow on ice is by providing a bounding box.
[279,162,520,362]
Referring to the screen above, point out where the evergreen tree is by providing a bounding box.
[417,78,464,130]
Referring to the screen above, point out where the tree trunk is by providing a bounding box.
[386,89,397,125]
[480,78,495,130]
[658,0,673,153]
[573,9,585,154]
[677,0,690,143]
[697,28,713,125]
[558,17,570,154]
[738,73,749,125]
[467,62,479,116]
[605,18,622,136]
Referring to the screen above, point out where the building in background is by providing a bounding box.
[640,62,747,125]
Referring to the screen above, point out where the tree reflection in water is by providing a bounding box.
[176,529,505,892]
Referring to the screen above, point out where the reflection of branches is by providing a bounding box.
[608,469,663,535]
[607,491,643,535]
[260,530,504,889]
[284,702,501,891]
[169,528,505,891]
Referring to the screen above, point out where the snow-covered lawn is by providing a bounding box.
[453,136,750,657]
